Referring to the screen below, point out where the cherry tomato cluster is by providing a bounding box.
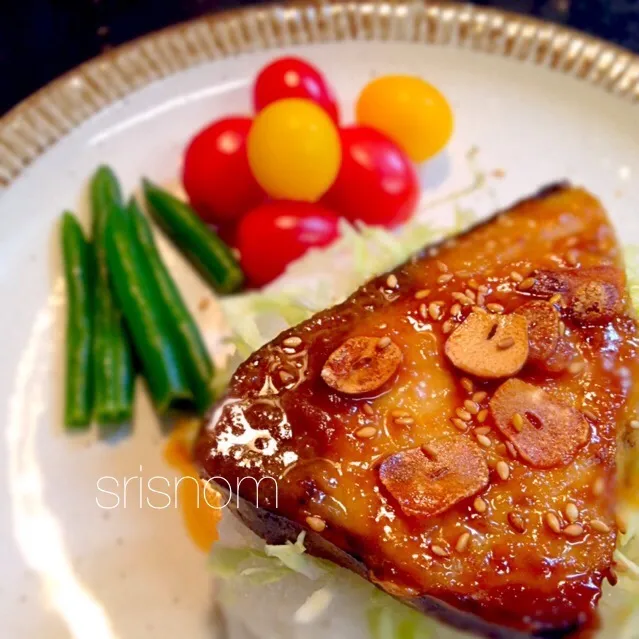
[182,57,453,287]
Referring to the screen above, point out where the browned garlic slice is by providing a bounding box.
[529,266,623,323]
[378,439,489,518]
[445,311,528,378]
[514,301,560,364]
[321,336,402,394]
[490,379,589,468]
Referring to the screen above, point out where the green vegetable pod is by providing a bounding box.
[104,196,194,414]
[61,212,94,428]
[90,166,136,423]
[142,179,244,294]
[127,198,215,413]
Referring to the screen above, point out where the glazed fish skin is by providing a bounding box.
[195,184,639,638]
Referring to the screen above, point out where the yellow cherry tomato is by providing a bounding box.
[356,75,454,163]
[247,98,341,201]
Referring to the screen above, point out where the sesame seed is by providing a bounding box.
[473,391,487,403]
[475,426,491,435]
[464,400,480,415]
[283,336,302,348]
[461,377,474,393]
[362,403,374,416]
[414,289,430,300]
[377,336,392,350]
[452,292,472,305]
[476,434,491,448]
[438,273,454,284]
[564,524,584,538]
[616,511,628,534]
[418,303,428,319]
[391,409,410,418]
[422,444,437,458]
[451,418,468,432]
[512,413,524,432]
[508,512,526,533]
[519,277,536,291]
[487,303,504,313]
[478,284,489,295]
[565,503,579,523]
[456,270,471,278]
[442,320,455,334]
[630,420,639,430]
[386,274,398,288]
[593,477,605,497]
[476,293,485,306]
[431,544,450,557]
[497,337,515,350]
[455,532,471,552]
[306,516,326,532]
[510,271,524,283]
[582,409,597,421]
[607,567,618,586]
[473,497,487,513]
[468,279,479,290]
[451,303,462,317]
[355,426,377,439]
[549,293,562,305]
[558,320,566,336]
[545,512,562,534]
[590,519,611,533]
[437,261,448,273]
[496,461,510,481]
[429,302,442,320]
[465,289,477,302]
[568,361,585,375]
[394,416,414,426]
[456,408,472,421]
[505,442,518,458]
[477,409,488,423]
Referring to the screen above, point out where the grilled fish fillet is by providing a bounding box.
[195,184,639,638]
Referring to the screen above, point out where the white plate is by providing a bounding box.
[1,4,638,638]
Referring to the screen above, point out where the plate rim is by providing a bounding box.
[1,0,638,190]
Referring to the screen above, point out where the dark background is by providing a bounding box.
[2,0,639,116]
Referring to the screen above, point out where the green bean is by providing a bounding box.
[127,198,215,413]
[142,179,244,294]
[90,166,135,423]
[61,213,93,428]
[105,197,194,414]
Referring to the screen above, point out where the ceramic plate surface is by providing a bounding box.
[1,2,638,638]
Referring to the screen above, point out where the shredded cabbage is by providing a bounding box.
[294,586,334,624]
[210,225,639,639]
[264,531,325,580]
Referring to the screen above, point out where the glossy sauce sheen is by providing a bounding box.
[195,186,639,635]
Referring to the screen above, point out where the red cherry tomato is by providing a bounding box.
[237,201,341,287]
[182,116,264,224]
[323,126,420,228]
[253,57,340,124]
